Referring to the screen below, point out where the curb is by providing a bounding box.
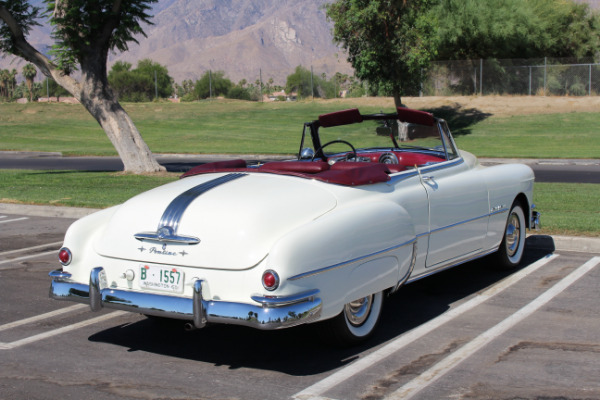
[526,234,600,254]
[479,158,600,166]
[1,203,598,254]
[0,151,63,157]
[0,203,100,219]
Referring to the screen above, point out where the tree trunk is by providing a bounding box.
[392,88,402,109]
[87,95,164,174]
[50,67,165,173]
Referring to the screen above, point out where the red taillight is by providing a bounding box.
[58,247,72,266]
[262,270,279,291]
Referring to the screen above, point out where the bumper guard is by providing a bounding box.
[49,267,322,330]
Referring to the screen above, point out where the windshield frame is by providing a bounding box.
[299,109,459,162]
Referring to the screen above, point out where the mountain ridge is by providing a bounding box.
[1,0,353,86]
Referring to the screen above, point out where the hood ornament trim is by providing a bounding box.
[135,173,247,245]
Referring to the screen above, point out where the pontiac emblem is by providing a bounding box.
[157,227,172,240]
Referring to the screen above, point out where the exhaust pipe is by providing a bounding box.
[184,322,197,331]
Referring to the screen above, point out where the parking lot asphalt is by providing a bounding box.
[1,212,598,400]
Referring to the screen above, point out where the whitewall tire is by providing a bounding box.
[324,291,384,345]
[496,203,526,269]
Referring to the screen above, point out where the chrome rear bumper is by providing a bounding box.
[49,267,322,330]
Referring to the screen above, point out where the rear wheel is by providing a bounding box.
[496,203,526,269]
[324,291,384,346]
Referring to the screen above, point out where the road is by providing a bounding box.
[1,213,599,399]
[0,152,599,183]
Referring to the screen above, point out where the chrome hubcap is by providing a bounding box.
[505,212,521,257]
[344,295,373,327]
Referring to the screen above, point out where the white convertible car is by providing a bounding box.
[50,107,540,344]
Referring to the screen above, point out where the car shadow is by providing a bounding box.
[88,245,552,376]
[420,104,492,136]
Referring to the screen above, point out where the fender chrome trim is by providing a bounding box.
[288,237,417,281]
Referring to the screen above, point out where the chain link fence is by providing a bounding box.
[424,58,600,96]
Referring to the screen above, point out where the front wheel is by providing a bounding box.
[495,203,526,269]
[323,291,384,346]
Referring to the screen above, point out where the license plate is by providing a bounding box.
[139,264,184,293]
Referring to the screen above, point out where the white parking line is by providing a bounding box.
[293,254,559,400]
[0,217,28,224]
[389,256,600,399]
[0,250,58,269]
[0,311,127,350]
[0,304,88,333]
[0,241,63,257]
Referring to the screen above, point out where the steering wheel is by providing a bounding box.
[312,140,357,162]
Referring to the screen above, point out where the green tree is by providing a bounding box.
[21,61,35,101]
[0,0,163,173]
[174,78,193,98]
[226,85,251,101]
[326,0,437,107]
[285,66,334,99]
[434,0,600,60]
[285,66,312,98]
[41,76,71,97]
[134,58,173,99]
[540,0,600,58]
[0,68,8,98]
[108,58,173,101]
[8,67,16,97]
[191,70,232,100]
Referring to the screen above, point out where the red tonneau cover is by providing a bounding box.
[181,160,394,186]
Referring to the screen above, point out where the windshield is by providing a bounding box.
[317,119,448,157]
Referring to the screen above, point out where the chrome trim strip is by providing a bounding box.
[135,173,247,244]
[429,208,508,235]
[417,157,464,174]
[133,231,200,244]
[49,269,72,279]
[490,208,509,217]
[251,289,320,307]
[288,238,417,281]
[49,269,322,331]
[387,158,465,183]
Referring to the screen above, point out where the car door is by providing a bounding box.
[419,160,490,268]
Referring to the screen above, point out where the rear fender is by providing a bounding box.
[268,201,416,319]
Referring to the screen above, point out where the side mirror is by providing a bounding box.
[300,148,315,160]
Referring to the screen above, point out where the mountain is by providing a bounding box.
[1,0,353,86]
[115,0,353,84]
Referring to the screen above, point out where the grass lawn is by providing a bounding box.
[0,170,179,208]
[1,99,599,158]
[0,98,598,236]
[0,169,597,237]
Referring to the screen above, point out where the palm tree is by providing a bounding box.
[9,69,17,98]
[22,63,37,102]
[0,69,8,99]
